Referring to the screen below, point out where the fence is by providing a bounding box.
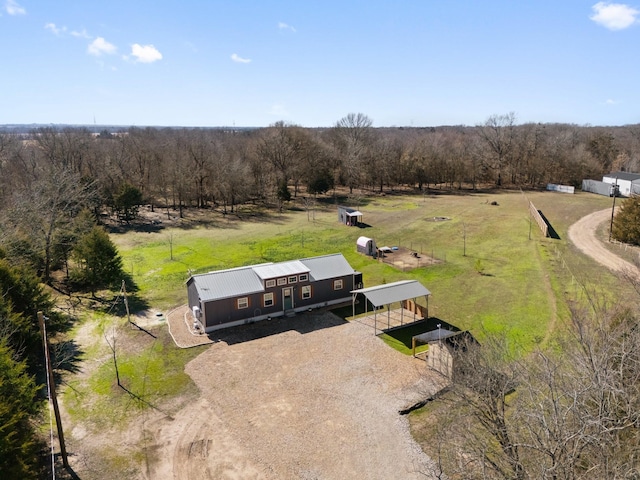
[547,183,575,194]
[529,201,549,237]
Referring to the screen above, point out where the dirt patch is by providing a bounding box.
[64,311,446,479]
[377,247,442,271]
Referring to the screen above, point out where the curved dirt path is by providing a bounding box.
[568,208,639,277]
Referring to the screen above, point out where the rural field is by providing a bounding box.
[57,188,625,479]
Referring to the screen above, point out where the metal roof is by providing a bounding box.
[189,265,267,302]
[345,210,363,217]
[412,328,458,344]
[253,260,309,280]
[189,253,356,302]
[604,172,640,182]
[351,280,431,307]
[357,236,373,247]
[299,253,356,281]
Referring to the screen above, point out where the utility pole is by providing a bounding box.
[463,222,467,256]
[38,311,69,469]
[122,280,131,326]
[609,177,618,242]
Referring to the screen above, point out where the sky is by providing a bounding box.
[1,1,640,128]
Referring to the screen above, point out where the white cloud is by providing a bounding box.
[231,53,251,63]
[590,2,639,30]
[45,23,90,39]
[5,0,26,15]
[45,23,67,35]
[278,21,296,32]
[129,44,163,63]
[88,37,117,56]
[605,98,619,105]
[71,28,91,39]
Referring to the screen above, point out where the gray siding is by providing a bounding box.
[186,253,359,332]
[582,179,615,196]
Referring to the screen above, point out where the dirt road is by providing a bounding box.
[567,208,638,277]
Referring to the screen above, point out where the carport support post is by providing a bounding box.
[387,304,390,330]
[425,295,429,320]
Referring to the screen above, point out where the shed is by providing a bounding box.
[356,236,377,256]
[338,205,363,226]
[412,329,477,379]
[603,172,640,197]
[582,179,616,196]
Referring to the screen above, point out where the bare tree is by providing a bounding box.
[476,112,517,186]
[330,113,375,193]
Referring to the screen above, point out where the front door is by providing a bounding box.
[283,287,293,311]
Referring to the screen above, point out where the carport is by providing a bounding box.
[351,280,431,334]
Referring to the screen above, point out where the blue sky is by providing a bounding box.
[1,1,639,127]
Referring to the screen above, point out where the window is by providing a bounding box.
[237,297,249,309]
[333,279,343,290]
[265,279,276,288]
[264,292,274,307]
[299,273,308,282]
[301,285,311,299]
[277,277,287,286]
[288,276,297,284]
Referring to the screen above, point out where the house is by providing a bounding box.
[602,172,640,197]
[187,253,362,332]
[338,205,363,226]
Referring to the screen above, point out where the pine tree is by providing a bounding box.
[71,226,124,293]
[0,338,42,479]
[612,196,640,245]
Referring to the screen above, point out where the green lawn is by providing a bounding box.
[112,189,613,353]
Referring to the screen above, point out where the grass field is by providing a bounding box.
[112,189,614,352]
[60,188,624,476]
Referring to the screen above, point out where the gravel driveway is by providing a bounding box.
[155,312,446,479]
[568,208,639,277]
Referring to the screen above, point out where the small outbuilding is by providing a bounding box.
[412,329,477,380]
[338,206,363,226]
[356,236,377,256]
[603,171,640,197]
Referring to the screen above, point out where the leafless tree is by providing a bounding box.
[476,112,517,186]
[330,113,375,193]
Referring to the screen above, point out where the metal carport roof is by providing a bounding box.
[351,280,431,307]
[350,280,431,333]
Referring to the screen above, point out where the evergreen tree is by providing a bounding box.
[0,338,42,479]
[71,226,124,293]
[112,183,143,224]
[0,259,63,373]
[612,196,640,245]
[277,181,292,202]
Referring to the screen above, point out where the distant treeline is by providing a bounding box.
[1,112,638,218]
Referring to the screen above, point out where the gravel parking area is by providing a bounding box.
[154,310,446,479]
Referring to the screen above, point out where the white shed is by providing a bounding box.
[356,236,377,256]
[603,172,640,197]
